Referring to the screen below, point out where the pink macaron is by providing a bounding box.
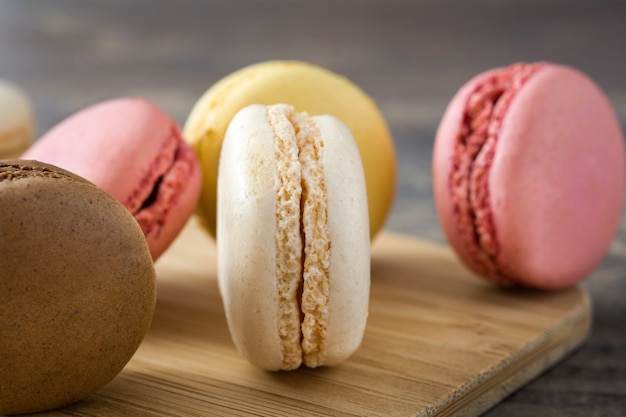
[22,97,202,260]
[433,62,625,290]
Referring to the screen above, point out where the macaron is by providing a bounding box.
[433,62,625,289]
[217,104,370,370]
[22,97,202,260]
[0,79,34,159]
[0,160,156,415]
[184,60,396,240]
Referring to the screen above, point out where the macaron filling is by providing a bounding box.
[267,104,330,369]
[127,126,198,241]
[450,62,544,284]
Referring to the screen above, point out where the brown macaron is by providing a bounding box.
[0,160,156,415]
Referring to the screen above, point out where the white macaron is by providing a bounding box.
[217,103,370,371]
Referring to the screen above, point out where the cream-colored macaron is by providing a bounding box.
[217,104,370,371]
[0,79,34,158]
[184,60,396,240]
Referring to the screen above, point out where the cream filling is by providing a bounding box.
[267,104,330,369]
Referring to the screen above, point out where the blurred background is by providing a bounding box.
[1,0,625,415]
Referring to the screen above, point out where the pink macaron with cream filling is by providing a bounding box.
[433,62,625,289]
[22,97,202,260]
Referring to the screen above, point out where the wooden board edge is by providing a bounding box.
[426,290,592,417]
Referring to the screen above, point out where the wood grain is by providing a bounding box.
[26,218,591,416]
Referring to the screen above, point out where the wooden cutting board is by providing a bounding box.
[33,218,591,417]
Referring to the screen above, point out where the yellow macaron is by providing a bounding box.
[183,60,396,239]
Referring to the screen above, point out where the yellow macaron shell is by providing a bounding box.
[184,60,396,239]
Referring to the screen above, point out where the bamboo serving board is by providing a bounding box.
[32,218,591,417]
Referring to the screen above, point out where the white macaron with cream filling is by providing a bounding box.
[217,103,370,371]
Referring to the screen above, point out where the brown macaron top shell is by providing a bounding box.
[0,160,156,415]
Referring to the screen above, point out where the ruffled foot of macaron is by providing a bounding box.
[433,62,625,290]
[22,97,202,260]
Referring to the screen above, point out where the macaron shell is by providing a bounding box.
[316,114,370,366]
[184,60,396,240]
[0,160,156,414]
[22,98,202,260]
[217,105,285,370]
[0,79,34,158]
[490,65,625,288]
[23,98,168,203]
[435,64,625,289]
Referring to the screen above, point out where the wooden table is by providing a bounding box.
[1,1,625,415]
